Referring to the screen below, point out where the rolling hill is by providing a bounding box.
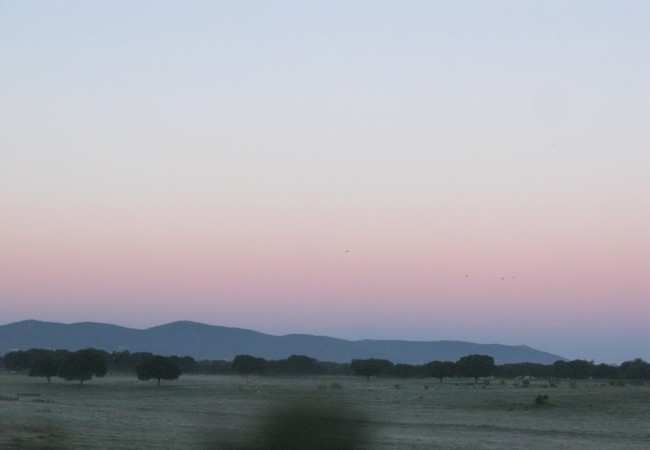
[0,320,564,364]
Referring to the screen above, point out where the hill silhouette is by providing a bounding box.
[0,320,564,364]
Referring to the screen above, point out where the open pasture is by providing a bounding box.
[1,374,648,449]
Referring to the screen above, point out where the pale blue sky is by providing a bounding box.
[1,1,648,363]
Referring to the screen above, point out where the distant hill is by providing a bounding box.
[0,320,564,365]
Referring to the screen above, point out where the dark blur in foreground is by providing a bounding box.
[203,398,369,450]
[5,398,369,450]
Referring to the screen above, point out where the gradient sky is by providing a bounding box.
[1,1,648,363]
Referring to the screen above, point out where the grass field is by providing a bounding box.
[1,373,648,449]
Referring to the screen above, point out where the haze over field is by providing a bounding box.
[1,1,648,364]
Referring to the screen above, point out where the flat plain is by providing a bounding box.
[0,373,648,449]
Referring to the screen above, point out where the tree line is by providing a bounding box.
[350,356,650,382]
[1,348,185,385]
[2,349,649,383]
[225,354,650,381]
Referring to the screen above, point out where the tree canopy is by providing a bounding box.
[136,356,182,385]
[620,358,650,380]
[2,350,32,371]
[457,354,495,381]
[232,354,267,375]
[29,349,69,383]
[3,348,649,382]
[425,360,456,383]
[351,358,393,381]
[59,348,108,384]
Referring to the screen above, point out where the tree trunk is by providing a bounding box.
[157,378,161,386]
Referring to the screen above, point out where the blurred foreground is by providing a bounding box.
[1,374,649,449]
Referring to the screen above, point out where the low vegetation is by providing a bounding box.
[3,349,649,385]
[2,349,649,448]
[0,372,648,449]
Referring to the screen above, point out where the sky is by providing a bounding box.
[1,1,648,364]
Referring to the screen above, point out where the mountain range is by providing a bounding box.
[0,320,564,365]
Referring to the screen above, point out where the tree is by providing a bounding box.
[553,359,592,380]
[425,360,456,383]
[457,354,495,381]
[232,355,267,375]
[565,359,592,380]
[169,355,197,374]
[391,363,423,378]
[2,350,30,371]
[552,360,569,378]
[620,358,650,380]
[28,349,69,383]
[590,363,618,380]
[107,351,161,374]
[59,348,108,384]
[276,355,318,375]
[2,349,69,383]
[136,356,182,385]
[350,358,393,381]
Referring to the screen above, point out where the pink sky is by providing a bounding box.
[1,1,649,363]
